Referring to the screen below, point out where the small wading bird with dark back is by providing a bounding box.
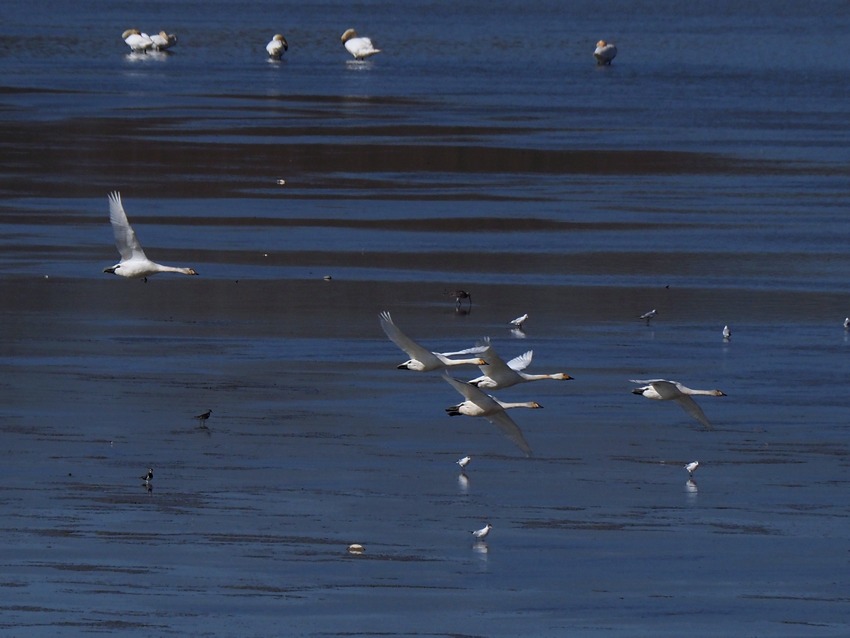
[447,289,472,309]
[140,468,153,485]
[195,409,212,428]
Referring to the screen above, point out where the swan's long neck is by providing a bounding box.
[154,264,197,275]
[437,355,484,367]
[495,400,539,410]
[518,372,570,381]
[679,386,720,396]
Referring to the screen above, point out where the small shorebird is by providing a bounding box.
[457,455,472,470]
[594,40,617,65]
[631,379,726,429]
[140,468,153,484]
[379,311,487,371]
[722,325,731,341]
[844,317,849,330]
[195,409,212,428]
[639,309,657,324]
[509,313,528,329]
[447,289,472,309]
[471,523,492,540]
[685,461,700,478]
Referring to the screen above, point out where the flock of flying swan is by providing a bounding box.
[120,27,614,63]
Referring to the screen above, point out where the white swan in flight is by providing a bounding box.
[630,379,726,429]
[442,372,538,456]
[467,339,573,389]
[379,311,487,371]
[151,31,177,51]
[594,40,617,65]
[341,28,381,59]
[266,34,288,59]
[122,29,153,53]
[103,191,199,281]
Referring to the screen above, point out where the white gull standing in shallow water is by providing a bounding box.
[594,40,617,65]
[844,317,850,330]
[442,372,538,456]
[379,311,487,371]
[266,34,288,59]
[509,313,528,329]
[341,28,381,59]
[103,191,199,282]
[685,461,700,478]
[122,29,153,53]
[722,325,731,341]
[456,455,471,470]
[639,309,657,324]
[630,379,726,429]
[467,339,573,390]
[471,523,492,540]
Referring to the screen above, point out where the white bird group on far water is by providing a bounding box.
[121,29,177,53]
[120,26,613,65]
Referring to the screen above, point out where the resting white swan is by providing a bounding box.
[467,339,573,389]
[150,31,177,51]
[379,311,487,371]
[630,379,726,429]
[266,34,288,59]
[443,372,538,456]
[594,40,617,65]
[122,29,153,53]
[341,28,381,59]
[103,191,199,281]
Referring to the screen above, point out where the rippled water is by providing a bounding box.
[2,1,850,636]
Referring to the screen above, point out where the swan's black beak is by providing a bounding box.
[103,266,116,274]
[631,388,643,395]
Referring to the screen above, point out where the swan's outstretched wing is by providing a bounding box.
[630,379,680,399]
[673,395,713,429]
[485,410,533,457]
[379,311,439,360]
[506,350,533,371]
[108,191,146,261]
[440,336,489,357]
[443,372,499,409]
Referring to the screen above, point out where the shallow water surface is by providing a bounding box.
[2,1,850,636]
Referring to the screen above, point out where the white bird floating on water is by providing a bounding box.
[457,455,472,470]
[509,313,528,329]
[471,523,492,540]
[685,461,700,478]
[122,29,153,53]
[347,543,365,554]
[594,40,617,65]
[266,34,288,59]
[103,192,199,282]
[722,325,731,341]
[341,28,381,59]
[467,338,573,390]
[379,311,487,371]
[151,31,177,51]
[630,379,726,429]
[442,372,538,456]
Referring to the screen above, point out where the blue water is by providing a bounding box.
[2,1,850,636]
